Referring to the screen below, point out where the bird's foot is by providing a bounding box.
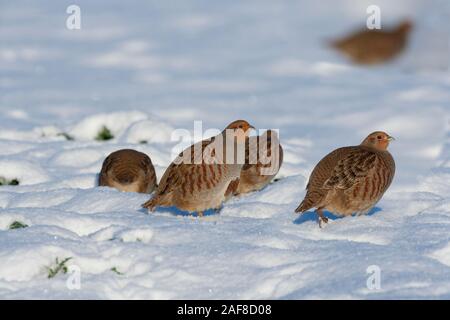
[317,209,328,228]
[318,216,328,228]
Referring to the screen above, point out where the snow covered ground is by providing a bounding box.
[0,0,449,299]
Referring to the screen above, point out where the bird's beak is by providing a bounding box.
[387,135,395,141]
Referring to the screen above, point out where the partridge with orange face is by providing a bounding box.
[330,20,412,65]
[295,132,395,227]
[225,130,283,198]
[99,149,157,193]
[142,120,255,216]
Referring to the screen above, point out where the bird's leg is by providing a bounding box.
[197,211,204,217]
[317,208,328,228]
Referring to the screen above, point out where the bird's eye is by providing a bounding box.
[377,135,382,140]
[238,125,243,129]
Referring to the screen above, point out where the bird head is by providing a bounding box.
[223,120,255,143]
[361,131,395,151]
[397,20,413,34]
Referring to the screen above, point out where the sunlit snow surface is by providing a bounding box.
[0,0,450,299]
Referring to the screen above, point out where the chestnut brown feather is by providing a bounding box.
[142,120,254,216]
[330,20,412,65]
[226,130,283,197]
[295,132,395,226]
[99,149,157,193]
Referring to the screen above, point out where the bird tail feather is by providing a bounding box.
[295,199,312,213]
[295,191,319,213]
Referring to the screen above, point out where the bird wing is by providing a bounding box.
[100,153,114,174]
[155,138,214,196]
[243,132,283,174]
[323,148,377,190]
[98,153,117,186]
[139,154,155,180]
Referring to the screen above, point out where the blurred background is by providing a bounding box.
[1,0,449,188]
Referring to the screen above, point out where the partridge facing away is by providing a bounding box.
[225,130,283,198]
[142,120,255,216]
[330,20,412,65]
[99,149,157,193]
[295,132,395,227]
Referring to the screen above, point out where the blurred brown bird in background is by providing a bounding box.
[330,20,413,65]
[142,120,255,216]
[295,132,395,227]
[225,130,283,198]
[99,149,157,193]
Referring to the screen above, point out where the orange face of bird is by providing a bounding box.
[224,120,255,143]
[361,131,395,151]
[398,20,413,33]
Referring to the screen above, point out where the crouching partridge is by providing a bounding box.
[330,20,412,65]
[295,131,395,227]
[99,149,157,193]
[142,120,255,216]
[226,130,283,198]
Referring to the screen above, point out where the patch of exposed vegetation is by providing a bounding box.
[95,126,114,141]
[0,177,20,186]
[57,132,75,141]
[47,257,72,279]
[9,221,29,229]
[110,267,124,275]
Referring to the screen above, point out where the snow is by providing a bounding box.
[0,0,450,299]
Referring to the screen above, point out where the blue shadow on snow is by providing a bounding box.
[138,206,220,217]
[293,206,382,225]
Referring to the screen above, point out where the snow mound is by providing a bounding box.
[120,119,175,144]
[0,160,49,185]
[68,111,148,141]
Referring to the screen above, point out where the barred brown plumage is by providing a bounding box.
[226,129,283,197]
[330,20,412,65]
[295,131,395,227]
[142,120,255,216]
[99,149,157,193]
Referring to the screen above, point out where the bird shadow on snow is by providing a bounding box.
[138,206,219,218]
[293,206,382,225]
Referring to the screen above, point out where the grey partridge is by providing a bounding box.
[330,20,412,65]
[99,149,157,193]
[295,131,395,227]
[225,130,283,198]
[142,120,255,216]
